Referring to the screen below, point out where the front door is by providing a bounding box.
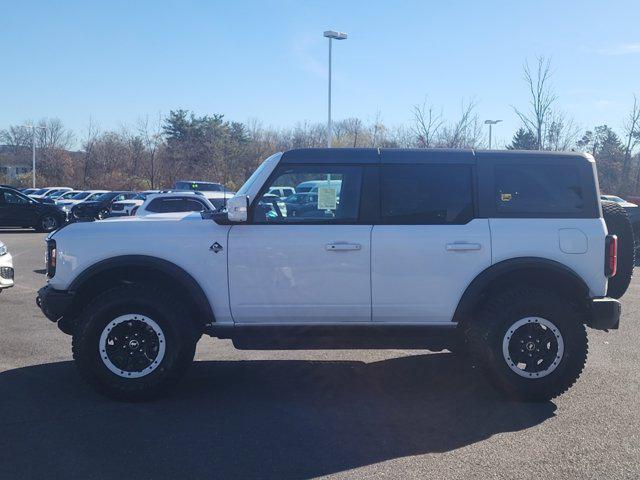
[371,162,492,323]
[228,162,372,324]
[0,189,39,227]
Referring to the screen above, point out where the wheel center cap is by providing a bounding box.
[525,341,536,352]
[128,339,140,349]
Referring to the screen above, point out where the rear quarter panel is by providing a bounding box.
[489,218,608,297]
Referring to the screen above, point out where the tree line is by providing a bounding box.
[1,56,639,194]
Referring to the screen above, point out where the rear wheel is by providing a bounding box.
[97,208,110,220]
[72,285,199,401]
[467,288,588,402]
[602,201,634,298]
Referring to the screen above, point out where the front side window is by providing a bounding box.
[495,164,584,214]
[3,190,30,205]
[380,165,474,224]
[252,165,362,224]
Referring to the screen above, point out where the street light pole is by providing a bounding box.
[31,126,36,188]
[323,30,347,148]
[484,119,502,149]
[22,124,46,188]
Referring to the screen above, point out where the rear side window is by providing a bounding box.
[380,165,474,224]
[495,164,584,214]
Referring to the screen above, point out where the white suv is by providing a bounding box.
[37,149,633,401]
[0,241,14,291]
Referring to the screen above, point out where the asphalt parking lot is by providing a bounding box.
[0,230,639,480]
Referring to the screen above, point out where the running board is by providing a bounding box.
[204,324,459,350]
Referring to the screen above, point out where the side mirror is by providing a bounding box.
[227,195,249,223]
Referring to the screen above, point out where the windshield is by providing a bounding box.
[33,188,48,195]
[59,191,77,199]
[72,192,91,200]
[236,153,281,197]
[174,181,223,192]
[91,192,115,202]
[85,192,104,201]
[133,193,147,200]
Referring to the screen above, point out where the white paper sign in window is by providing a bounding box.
[317,187,337,210]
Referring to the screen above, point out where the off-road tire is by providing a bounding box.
[467,288,588,402]
[602,201,634,299]
[72,285,199,401]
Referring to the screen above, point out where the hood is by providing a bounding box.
[50,210,218,241]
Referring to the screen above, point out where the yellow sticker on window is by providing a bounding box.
[317,187,337,210]
[501,193,512,202]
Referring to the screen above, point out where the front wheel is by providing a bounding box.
[467,288,588,402]
[72,285,199,401]
[36,214,61,233]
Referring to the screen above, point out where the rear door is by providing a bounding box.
[371,153,491,323]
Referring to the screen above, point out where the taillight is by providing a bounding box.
[605,235,617,278]
[46,240,57,278]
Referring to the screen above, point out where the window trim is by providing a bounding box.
[248,163,369,225]
[378,163,477,226]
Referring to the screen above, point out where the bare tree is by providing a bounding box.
[0,125,32,152]
[36,118,75,150]
[138,113,164,188]
[513,56,557,150]
[82,118,100,188]
[545,110,581,151]
[440,98,482,148]
[412,97,443,148]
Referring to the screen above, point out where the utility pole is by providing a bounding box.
[22,124,46,188]
[323,30,347,147]
[484,119,502,149]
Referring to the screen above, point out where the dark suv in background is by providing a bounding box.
[0,186,66,232]
[71,191,137,220]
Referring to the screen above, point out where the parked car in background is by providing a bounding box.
[109,191,160,217]
[0,241,14,292]
[601,195,638,208]
[57,190,109,217]
[41,190,82,204]
[198,191,233,211]
[20,188,38,196]
[600,195,640,254]
[268,186,296,199]
[255,193,288,218]
[295,179,342,195]
[135,192,214,216]
[284,192,319,217]
[173,180,235,210]
[29,187,73,201]
[0,186,66,232]
[52,190,83,203]
[174,180,230,193]
[71,191,137,220]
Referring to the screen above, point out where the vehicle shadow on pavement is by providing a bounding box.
[0,354,555,479]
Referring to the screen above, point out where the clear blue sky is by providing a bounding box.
[1,0,639,147]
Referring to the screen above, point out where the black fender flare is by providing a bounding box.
[69,255,215,324]
[452,257,590,325]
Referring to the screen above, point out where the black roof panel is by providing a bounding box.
[280,148,378,164]
[279,148,592,165]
